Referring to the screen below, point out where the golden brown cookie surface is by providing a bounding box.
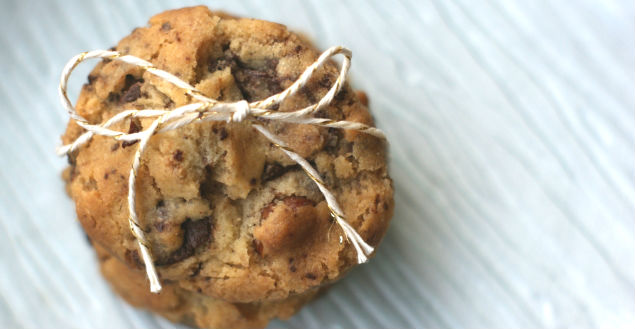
[63,6,393,304]
[95,244,321,329]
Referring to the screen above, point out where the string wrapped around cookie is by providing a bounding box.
[58,46,387,293]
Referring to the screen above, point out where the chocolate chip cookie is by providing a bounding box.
[62,5,393,327]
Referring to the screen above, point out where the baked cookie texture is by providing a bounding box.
[62,5,393,328]
[95,244,322,329]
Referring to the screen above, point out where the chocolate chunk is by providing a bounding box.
[161,22,172,31]
[304,273,317,280]
[233,62,282,101]
[261,163,296,182]
[120,74,144,103]
[211,50,282,102]
[121,82,142,103]
[87,74,97,85]
[218,127,228,140]
[105,75,143,104]
[122,118,142,148]
[111,143,120,151]
[253,239,264,256]
[180,217,212,252]
[173,150,184,162]
[158,217,213,265]
[130,118,142,133]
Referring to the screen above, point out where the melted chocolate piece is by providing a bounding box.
[121,82,142,103]
[261,163,297,182]
[120,74,144,103]
[121,118,142,148]
[208,51,282,101]
[158,216,213,265]
[173,150,184,162]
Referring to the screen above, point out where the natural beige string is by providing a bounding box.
[58,46,386,293]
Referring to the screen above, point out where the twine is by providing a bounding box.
[58,46,386,293]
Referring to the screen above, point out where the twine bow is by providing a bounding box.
[58,46,386,293]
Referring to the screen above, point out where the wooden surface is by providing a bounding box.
[0,0,632,328]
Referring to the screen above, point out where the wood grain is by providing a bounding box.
[0,0,632,328]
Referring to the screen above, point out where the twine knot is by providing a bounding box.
[58,46,386,293]
[230,100,251,123]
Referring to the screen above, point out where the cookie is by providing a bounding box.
[62,5,393,308]
[94,243,321,329]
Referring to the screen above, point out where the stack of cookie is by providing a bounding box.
[62,6,393,329]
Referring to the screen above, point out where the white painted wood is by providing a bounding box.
[0,0,632,328]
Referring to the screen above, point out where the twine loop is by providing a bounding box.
[58,46,386,293]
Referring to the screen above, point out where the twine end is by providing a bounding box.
[149,281,162,294]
